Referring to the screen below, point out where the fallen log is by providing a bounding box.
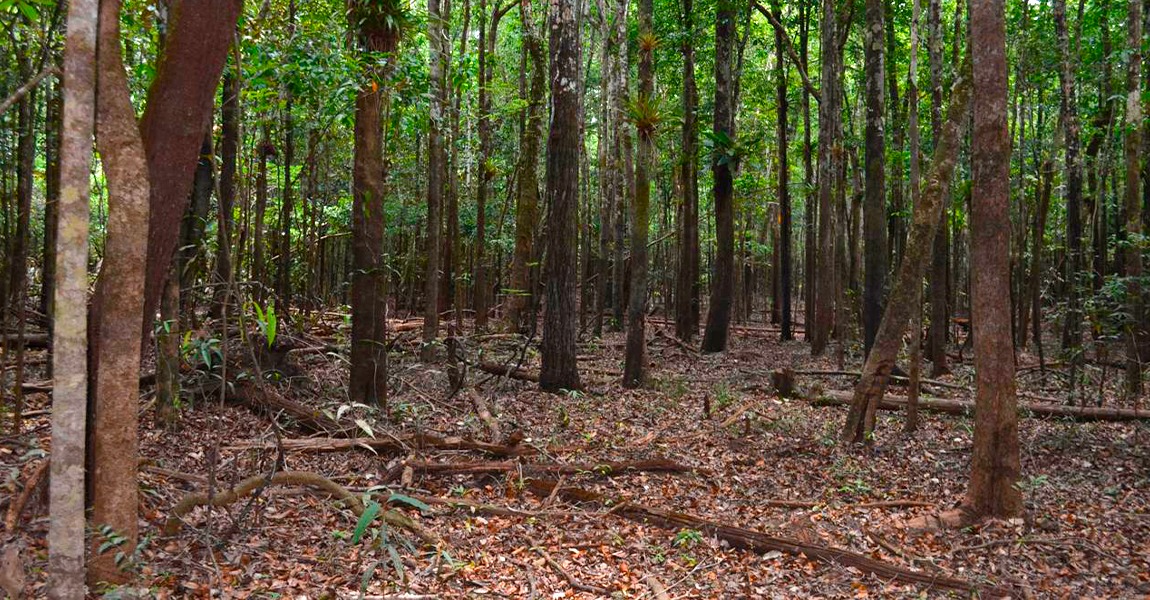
[525,479,1015,597]
[814,390,1150,422]
[475,360,538,382]
[404,458,699,478]
[0,333,49,348]
[227,431,538,457]
[163,470,439,546]
[227,380,352,434]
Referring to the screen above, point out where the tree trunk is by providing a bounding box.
[774,0,792,341]
[810,0,844,356]
[801,0,815,342]
[276,0,296,315]
[506,0,546,333]
[905,0,923,434]
[211,67,239,320]
[840,58,972,445]
[539,0,582,391]
[926,0,949,376]
[1054,0,1084,354]
[48,0,96,593]
[423,0,448,358]
[348,1,401,406]
[675,0,700,342]
[89,0,151,583]
[1124,0,1145,396]
[960,0,1022,522]
[137,0,243,335]
[41,80,62,329]
[624,0,655,387]
[862,0,886,357]
[702,0,737,353]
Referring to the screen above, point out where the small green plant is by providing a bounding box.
[249,300,278,348]
[672,528,704,549]
[348,491,431,594]
[94,525,150,574]
[1013,474,1049,494]
[181,333,222,370]
[712,382,737,411]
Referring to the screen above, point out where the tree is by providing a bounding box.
[423,0,448,359]
[624,0,655,387]
[47,0,96,593]
[774,0,793,341]
[1054,0,1084,357]
[210,66,240,319]
[88,0,151,584]
[862,0,886,356]
[675,0,700,342]
[539,0,582,391]
[701,0,737,353]
[1124,0,1144,395]
[136,0,244,333]
[959,0,1022,523]
[841,57,972,445]
[348,1,402,407]
[925,0,949,376]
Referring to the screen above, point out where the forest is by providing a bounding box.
[0,0,1147,595]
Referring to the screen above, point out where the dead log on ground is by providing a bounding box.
[404,458,699,478]
[227,431,538,457]
[226,380,352,434]
[815,390,1150,422]
[475,360,539,382]
[163,470,439,545]
[525,479,1015,596]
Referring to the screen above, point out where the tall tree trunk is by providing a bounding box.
[675,0,700,342]
[89,0,151,583]
[423,0,448,357]
[211,67,239,319]
[348,1,401,406]
[540,0,582,391]
[506,0,545,333]
[960,0,1021,522]
[905,0,923,434]
[276,0,296,314]
[178,131,214,316]
[48,0,96,593]
[253,128,270,305]
[840,58,972,445]
[1054,0,1084,355]
[1124,0,1145,396]
[137,0,243,335]
[926,0,949,376]
[774,0,793,341]
[801,0,815,342]
[862,0,886,356]
[41,80,62,329]
[624,0,655,387]
[810,0,844,355]
[701,0,737,353]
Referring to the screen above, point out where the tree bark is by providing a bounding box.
[1124,0,1145,396]
[862,0,886,357]
[774,0,792,341]
[962,0,1021,521]
[211,67,239,319]
[675,0,700,342]
[136,0,243,334]
[1054,0,1084,354]
[48,0,96,593]
[702,0,737,353]
[926,0,949,376]
[89,0,151,583]
[624,0,655,387]
[539,0,582,391]
[423,0,449,358]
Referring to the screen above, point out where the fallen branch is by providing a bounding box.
[475,360,539,382]
[525,479,1014,596]
[226,380,352,434]
[814,390,1150,422]
[528,535,611,596]
[227,431,538,457]
[163,470,439,546]
[404,458,699,478]
[5,460,48,532]
[0,66,59,115]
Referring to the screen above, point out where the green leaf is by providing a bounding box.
[352,500,381,544]
[387,493,431,514]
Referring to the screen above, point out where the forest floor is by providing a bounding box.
[3,312,1149,599]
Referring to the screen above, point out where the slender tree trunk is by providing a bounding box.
[774,0,792,341]
[905,0,923,434]
[1055,0,1084,355]
[89,0,151,583]
[1124,0,1145,396]
[253,129,270,305]
[539,0,582,391]
[801,0,815,341]
[624,0,655,387]
[926,0,949,376]
[48,0,96,593]
[276,0,296,313]
[41,80,62,329]
[811,0,844,355]
[675,0,700,342]
[862,0,886,356]
[348,1,401,406]
[960,0,1021,522]
[506,0,545,333]
[211,67,239,319]
[702,0,737,353]
[841,58,972,445]
[423,0,448,357]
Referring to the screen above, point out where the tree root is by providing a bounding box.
[525,479,1017,596]
[814,390,1150,422]
[163,470,439,546]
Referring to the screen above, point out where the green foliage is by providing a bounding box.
[250,301,278,348]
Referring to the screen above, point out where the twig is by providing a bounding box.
[528,536,611,596]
